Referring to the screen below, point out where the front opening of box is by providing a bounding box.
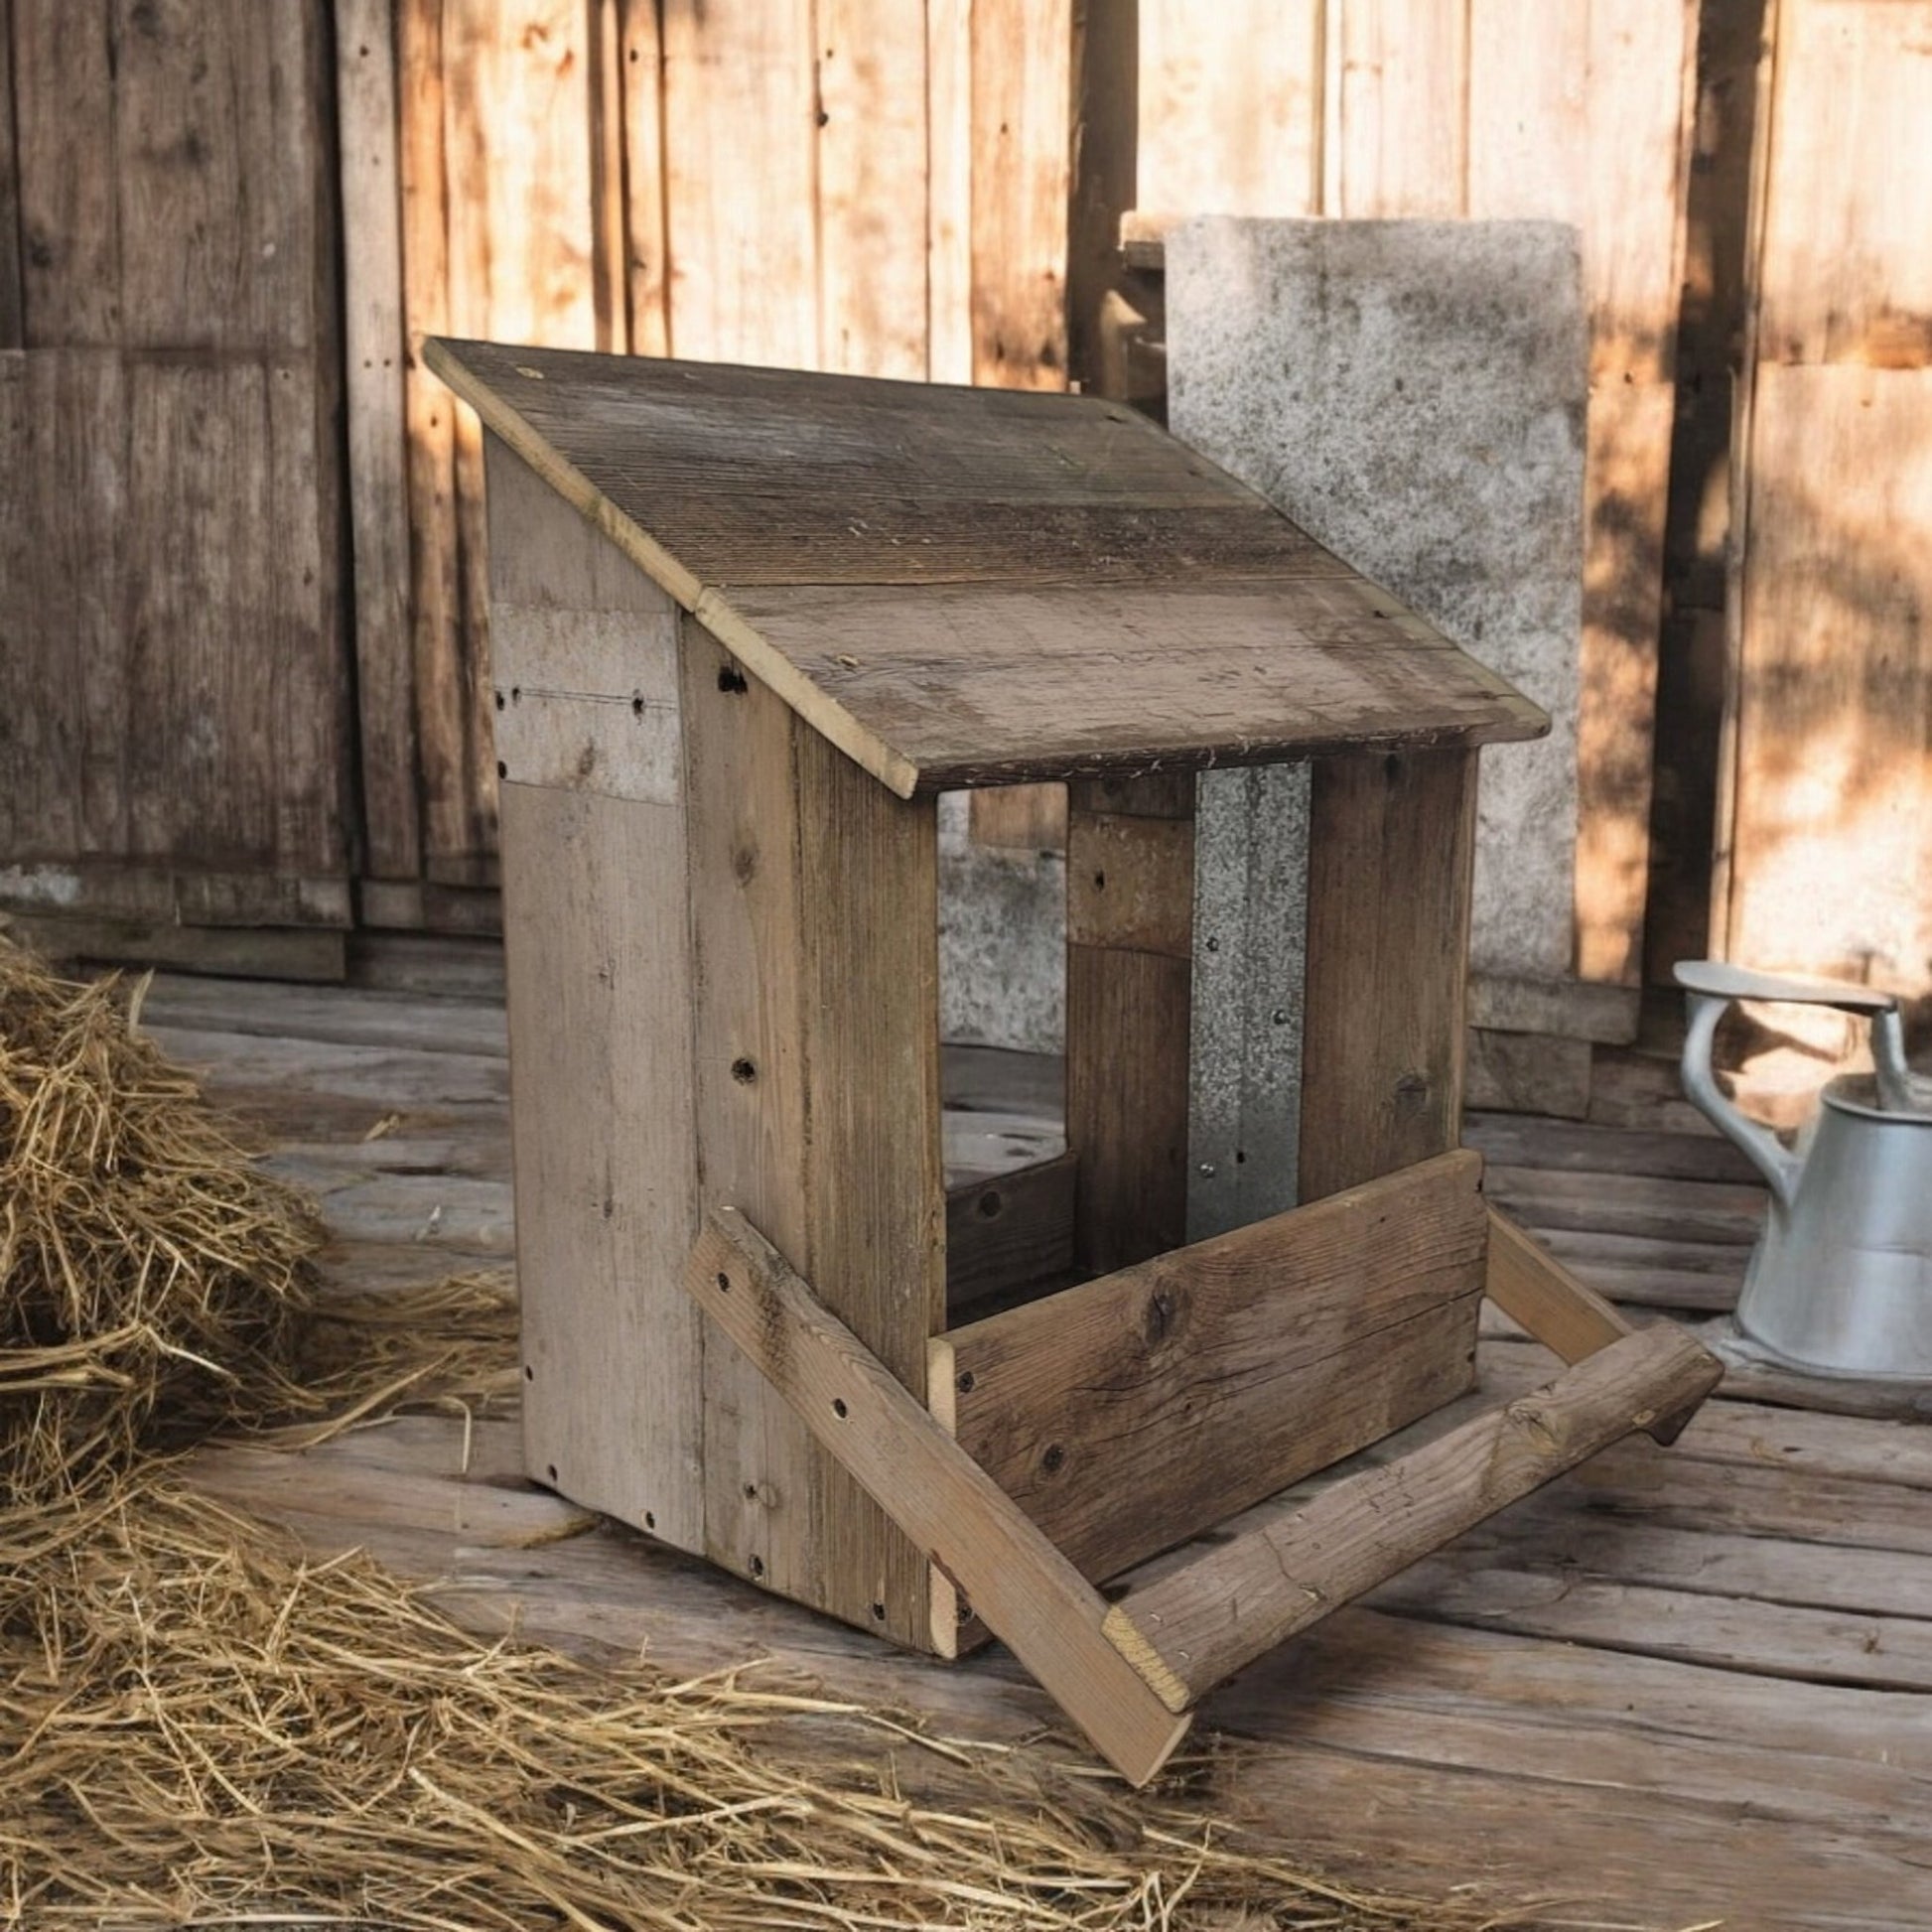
[936,785,1075,1321]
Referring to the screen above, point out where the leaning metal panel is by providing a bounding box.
[1186,762,1310,1241]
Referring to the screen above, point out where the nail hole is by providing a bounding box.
[731,1056,757,1084]
[718,665,748,693]
[546,1462,558,1482]
[716,1271,731,1293]
[1092,871,1106,890]
[870,1600,887,1621]
[976,1188,1002,1218]
[832,1398,848,1419]
[523,1363,534,1381]
[631,695,645,716]
[493,690,505,712]
[1041,1444,1066,1473]
[496,759,507,779]
[744,1482,759,1500]
[750,1554,765,1579]
[510,686,522,702]
[956,1370,975,1393]
[643,1510,655,1530]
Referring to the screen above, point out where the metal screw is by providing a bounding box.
[1197,1162,1216,1177]
[1272,1008,1291,1025]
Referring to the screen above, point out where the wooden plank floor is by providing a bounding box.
[154,954,1932,1932]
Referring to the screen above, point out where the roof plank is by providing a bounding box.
[427,338,1548,792]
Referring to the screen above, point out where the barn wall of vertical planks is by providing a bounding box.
[0,0,352,975]
[1128,0,1700,994]
[8,1,1931,1041]
[1714,0,1932,1028]
[344,0,1074,919]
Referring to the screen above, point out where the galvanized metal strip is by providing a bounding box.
[1186,762,1310,1240]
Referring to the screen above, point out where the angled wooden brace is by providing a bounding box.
[1483,1205,1712,1444]
[684,1207,1192,1786]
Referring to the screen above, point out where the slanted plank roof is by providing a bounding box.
[427,339,1548,796]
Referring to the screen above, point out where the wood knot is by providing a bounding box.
[1503,1396,1563,1453]
[1142,1286,1182,1347]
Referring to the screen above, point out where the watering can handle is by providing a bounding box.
[1672,961,1911,1205]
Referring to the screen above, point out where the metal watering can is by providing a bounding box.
[1675,960,1932,1380]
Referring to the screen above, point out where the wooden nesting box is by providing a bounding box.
[431,340,1723,1783]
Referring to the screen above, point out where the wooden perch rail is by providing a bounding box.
[1100,1322,1724,1713]
[681,1188,1722,1782]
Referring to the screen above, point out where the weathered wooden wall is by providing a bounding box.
[6,0,1928,1030]
[343,0,1073,924]
[1130,0,1698,991]
[1715,0,1932,1018]
[1642,0,1766,984]
[0,0,351,975]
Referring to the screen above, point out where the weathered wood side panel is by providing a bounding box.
[113,0,328,353]
[1299,750,1476,1202]
[338,0,420,882]
[1136,0,1321,221]
[970,0,1072,389]
[681,620,945,1651]
[1719,0,1932,1015]
[659,0,818,367]
[2,1,350,934]
[489,443,705,1554]
[1065,773,1194,1275]
[13,0,121,345]
[122,355,346,881]
[501,776,706,1547]
[817,0,928,379]
[0,0,22,350]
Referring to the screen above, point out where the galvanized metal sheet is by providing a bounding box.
[1186,762,1310,1240]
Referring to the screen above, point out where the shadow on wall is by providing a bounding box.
[1576,319,1679,983]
